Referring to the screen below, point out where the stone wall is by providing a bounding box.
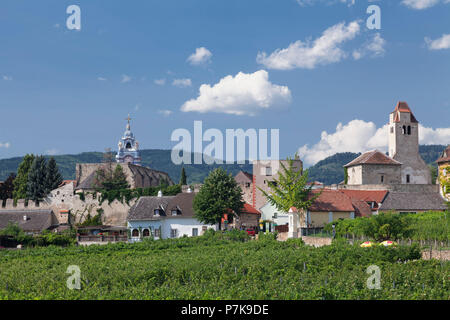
[338,183,439,193]
[75,162,173,191]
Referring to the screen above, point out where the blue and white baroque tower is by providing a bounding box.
[116,114,141,165]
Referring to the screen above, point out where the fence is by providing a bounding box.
[77,235,128,243]
[274,224,289,233]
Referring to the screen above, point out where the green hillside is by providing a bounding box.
[0,145,445,185]
[0,150,252,184]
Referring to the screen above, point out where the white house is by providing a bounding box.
[259,202,289,232]
[127,191,217,241]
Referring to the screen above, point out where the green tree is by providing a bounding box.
[428,165,437,185]
[193,168,244,230]
[179,167,187,185]
[45,157,63,193]
[27,156,48,202]
[13,154,35,201]
[94,164,129,191]
[0,173,16,202]
[258,155,320,226]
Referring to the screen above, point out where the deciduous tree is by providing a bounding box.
[193,168,244,229]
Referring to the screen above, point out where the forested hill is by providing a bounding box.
[306,145,446,185]
[0,145,445,185]
[0,150,252,184]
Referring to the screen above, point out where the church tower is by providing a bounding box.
[388,102,430,184]
[116,115,141,165]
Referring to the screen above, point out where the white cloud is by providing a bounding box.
[121,74,132,83]
[298,119,450,166]
[0,142,11,148]
[187,47,212,65]
[425,34,450,50]
[257,20,360,70]
[45,149,59,156]
[158,109,173,116]
[2,75,12,81]
[172,78,192,88]
[353,33,386,60]
[97,77,107,81]
[401,0,447,10]
[180,70,291,116]
[154,78,166,85]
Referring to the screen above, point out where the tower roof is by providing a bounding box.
[391,101,418,123]
[436,145,450,164]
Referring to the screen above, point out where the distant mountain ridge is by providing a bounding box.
[0,145,445,185]
[0,150,252,184]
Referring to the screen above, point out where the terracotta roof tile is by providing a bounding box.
[339,189,389,203]
[437,145,450,164]
[392,101,418,123]
[344,150,401,167]
[241,203,261,215]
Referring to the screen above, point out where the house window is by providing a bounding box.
[402,125,406,135]
[126,142,132,149]
[245,183,251,188]
[381,175,384,183]
[171,210,178,216]
[170,229,178,238]
[443,168,447,176]
[406,174,410,183]
[154,228,161,238]
[273,212,278,219]
[407,126,411,135]
[266,167,272,176]
[131,229,139,237]
[192,228,198,237]
[154,209,160,216]
[143,229,150,237]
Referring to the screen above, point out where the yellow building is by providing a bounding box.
[437,145,450,201]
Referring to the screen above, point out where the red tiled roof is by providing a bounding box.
[344,150,401,167]
[437,145,450,164]
[289,189,355,213]
[339,189,388,203]
[392,101,418,123]
[351,199,372,217]
[241,203,261,215]
[60,180,77,187]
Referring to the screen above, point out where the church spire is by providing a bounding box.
[116,114,141,165]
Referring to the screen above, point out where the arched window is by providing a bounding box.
[126,142,132,149]
[407,126,411,135]
[402,126,406,135]
[143,229,150,237]
[406,174,410,183]
[132,229,139,237]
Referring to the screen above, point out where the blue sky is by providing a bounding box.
[0,0,449,166]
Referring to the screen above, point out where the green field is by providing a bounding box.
[0,232,448,300]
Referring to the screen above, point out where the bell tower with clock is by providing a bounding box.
[116,114,142,165]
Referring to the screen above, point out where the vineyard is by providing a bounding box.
[0,231,448,300]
